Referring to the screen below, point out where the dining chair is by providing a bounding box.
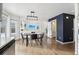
[26,34,28,46]
[38,33,44,46]
[30,34,38,46]
[21,33,26,44]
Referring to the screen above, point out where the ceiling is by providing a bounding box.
[3,3,75,21]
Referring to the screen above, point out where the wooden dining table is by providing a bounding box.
[25,33,44,46]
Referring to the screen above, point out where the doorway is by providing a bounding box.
[51,19,57,38]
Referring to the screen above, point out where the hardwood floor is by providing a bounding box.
[2,38,74,55]
[3,44,15,55]
[15,38,75,55]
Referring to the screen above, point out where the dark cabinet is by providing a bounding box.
[56,13,74,43]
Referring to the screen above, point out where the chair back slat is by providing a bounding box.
[31,34,37,39]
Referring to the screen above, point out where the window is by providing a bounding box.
[1,16,7,33]
[10,20,16,33]
[11,27,15,33]
[1,27,6,33]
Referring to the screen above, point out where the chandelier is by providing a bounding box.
[27,11,38,20]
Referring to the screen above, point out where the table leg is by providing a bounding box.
[26,39,28,46]
[40,38,42,46]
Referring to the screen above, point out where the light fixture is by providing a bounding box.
[66,16,69,19]
[27,11,38,20]
[52,21,55,25]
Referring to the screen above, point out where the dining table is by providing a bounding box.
[25,33,44,46]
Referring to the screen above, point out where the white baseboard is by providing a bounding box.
[56,40,74,44]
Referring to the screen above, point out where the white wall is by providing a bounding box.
[75,3,79,55]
